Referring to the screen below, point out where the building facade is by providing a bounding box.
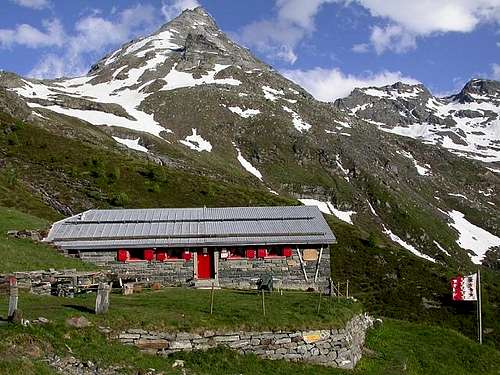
[45,206,335,290]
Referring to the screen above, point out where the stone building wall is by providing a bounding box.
[73,247,331,290]
[109,259,195,286]
[217,248,331,290]
[117,313,373,369]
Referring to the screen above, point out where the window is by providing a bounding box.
[229,247,245,259]
[156,249,189,262]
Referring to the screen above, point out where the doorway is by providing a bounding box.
[197,249,213,279]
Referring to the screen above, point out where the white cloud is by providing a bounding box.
[11,0,50,9]
[370,24,416,54]
[28,4,160,79]
[349,0,500,54]
[283,67,419,101]
[161,0,200,20]
[29,53,86,79]
[351,43,369,53]
[0,18,64,49]
[237,0,335,64]
[492,63,500,80]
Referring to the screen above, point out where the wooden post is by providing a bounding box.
[329,278,334,298]
[261,289,266,317]
[314,247,324,283]
[95,283,111,314]
[8,277,18,320]
[296,248,309,283]
[210,282,215,315]
[317,290,323,315]
[346,280,349,298]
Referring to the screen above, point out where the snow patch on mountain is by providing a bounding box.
[396,150,431,176]
[433,240,451,257]
[262,86,283,101]
[233,143,263,181]
[298,199,355,225]
[161,64,241,91]
[228,106,260,118]
[446,210,500,264]
[28,103,167,136]
[381,224,436,263]
[282,106,312,132]
[112,137,149,153]
[179,128,212,152]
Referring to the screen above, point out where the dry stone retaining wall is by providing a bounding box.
[117,313,373,369]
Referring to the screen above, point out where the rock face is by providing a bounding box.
[0,7,498,268]
[334,80,500,163]
[117,313,374,369]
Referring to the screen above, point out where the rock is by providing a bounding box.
[135,339,169,350]
[172,359,185,368]
[169,341,192,350]
[36,317,50,324]
[66,316,91,328]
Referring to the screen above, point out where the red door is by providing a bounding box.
[197,250,213,279]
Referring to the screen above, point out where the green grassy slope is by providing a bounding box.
[1,308,499,375]
[0,207,94,273]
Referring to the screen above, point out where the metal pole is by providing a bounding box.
[210,282,215,315]
[261,289,266,317]
[478,269,482,344]
[317,290,322,315]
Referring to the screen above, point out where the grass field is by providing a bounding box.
[0,288,361,332]
[0,207,95,273]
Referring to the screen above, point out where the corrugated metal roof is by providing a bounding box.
[45,206,336,250]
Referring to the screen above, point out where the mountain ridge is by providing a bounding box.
[0,7,498,270]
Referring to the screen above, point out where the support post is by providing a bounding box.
[317,290,323,315]
[261,289,266,317]
[296,248,308,283]
[478,269,482,344]
[8,277,18,320]
[346,279,349,298]
[314,247,324,283]
[95,282,111,315]
[210,282,215,315]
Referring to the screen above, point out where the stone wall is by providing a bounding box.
[109,259,195,286]
[74,248,331,290]
[0,270,105,296]
[218,248,331,290]
[117,313,373,369]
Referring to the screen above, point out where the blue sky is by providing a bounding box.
[0,0,499,100]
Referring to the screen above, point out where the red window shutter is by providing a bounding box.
[182,251,192,261]
[246,248,256,259]
[257,248,267,258]
[117,249,129,262]
[156,251,167,262]
[282,247,293,257]
[144,249,155,261]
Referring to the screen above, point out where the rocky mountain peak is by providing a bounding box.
[160,6,218,32]
[452,79,500,104]
[85,5,266,84]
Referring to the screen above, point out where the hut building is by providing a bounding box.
[44,206,335,289]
